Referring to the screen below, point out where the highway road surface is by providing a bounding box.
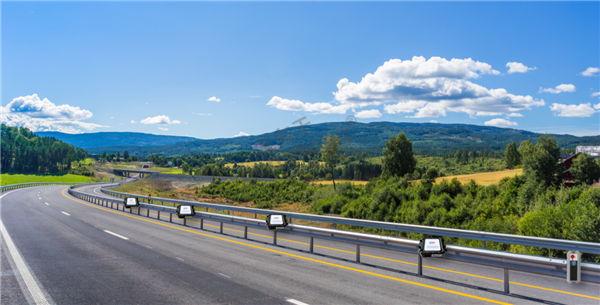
[1,184,599,304]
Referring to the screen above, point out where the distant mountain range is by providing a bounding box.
[36,131,198,149]
[39,122,599,157]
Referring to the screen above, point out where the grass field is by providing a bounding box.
[1,173,96,186]
[224,160,324,168]
[435,168,523,186]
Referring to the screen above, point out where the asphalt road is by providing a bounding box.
[1,185,599,305]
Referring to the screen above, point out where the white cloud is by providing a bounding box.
[3,94,92,120]
[506,62,537,74]
[0,94,107,134]
[140,115,180,125]
[506,113,524,117]
[539,84,576,94]
[233,131,250,137]
[333,56,541,118]
[158,127,169,131]
[266,96,350,114]
[131,120,136,123]
[429,120,438,123]
[592,92,600,98]
[484,118,518,128]
[595,103,600,110]
[355,109,382,119]
[549,103,599,117]
[581,67,599,77]
[207,96,221,102]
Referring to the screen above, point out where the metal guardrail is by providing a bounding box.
[64,183,600,296]
[100,187,600,255]
[1,182,77,192]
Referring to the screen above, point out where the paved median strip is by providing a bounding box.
[103,230,129,240]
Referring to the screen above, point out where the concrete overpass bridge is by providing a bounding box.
[111,168,160,178]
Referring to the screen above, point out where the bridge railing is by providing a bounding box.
[62,183,600,295]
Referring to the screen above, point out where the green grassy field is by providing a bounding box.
[0,173,96,186]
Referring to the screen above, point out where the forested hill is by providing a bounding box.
[85,121,600,156]
[36,131,198,149]
[1,124,88,173]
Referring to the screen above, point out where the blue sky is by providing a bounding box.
[2,2,599,139]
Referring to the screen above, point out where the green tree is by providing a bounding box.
[116,151,121,162]
[320,135,342,190]
[181,162,191,175]
[522,135,560,187]
[504,142,520,169]
[123,150,129,161]
[571,153,600,185]
[101,151,107,161]
[382,132,417,178]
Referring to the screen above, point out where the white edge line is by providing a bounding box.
[218,273,231,278]
[44,202,49,206]
[287,299,309,305]
[103,230,129,240]
[61,211,70,216]
[0,212,51,304]
[176,257,185,261]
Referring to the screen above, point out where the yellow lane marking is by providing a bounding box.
[62,189,510,305]
[77,193,600,301]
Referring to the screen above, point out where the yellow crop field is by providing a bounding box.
[435,169,522,186]
[224,160,324,168]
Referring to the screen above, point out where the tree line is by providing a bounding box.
[1,124,88,174]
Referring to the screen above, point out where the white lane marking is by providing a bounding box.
[61,211,70,216]
[103,230,129,240]
[286,299,309,305]
[218,273,230,278]
[146,245,152,249]
[44,202,49,206]
[0,214,51,305]
[94,187,102,195]
[176,257,185,261]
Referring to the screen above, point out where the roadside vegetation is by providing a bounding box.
[1,173,96,185]
[115,133,600,262]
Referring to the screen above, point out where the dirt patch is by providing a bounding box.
[171,182,210,190]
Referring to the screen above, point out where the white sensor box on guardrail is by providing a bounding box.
[124,197,139,208]
[419,237,447,258]
[177,205,195,218]
[265,214,288,229]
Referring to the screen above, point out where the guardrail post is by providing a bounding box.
[158,211,161,220]
[244,226,248,239]
[309,237,314,253]
[273,230,277,245]
[169,213,172,223]
[138,208,141,215]
[147,209,150,217]
[254,213,257,219]
[356,244,360,263]
[200,218,204,230]
[111,202,114,209]
[183,218,186,226]
[483,241,487,249]
[395,231,398,238]
[220,222,223,234]
[417,254,423,276]
[503,269,510,294]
